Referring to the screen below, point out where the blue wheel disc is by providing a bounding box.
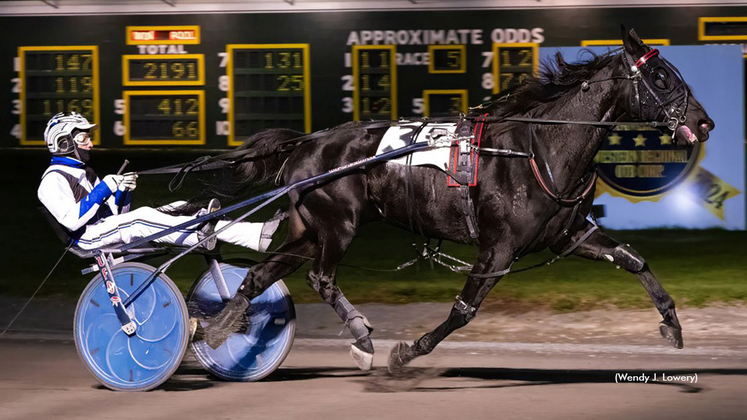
[189,263,295,381]
[74,262,188,391]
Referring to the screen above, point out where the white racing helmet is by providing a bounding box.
[44,112,97,155]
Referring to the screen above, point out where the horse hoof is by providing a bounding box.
[387,341,415,375]
[350,344,374,371]
[204,295,250,349]
[660,322,684,349]
[189,318,199,341]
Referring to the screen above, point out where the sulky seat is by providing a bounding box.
[37,205,183,259]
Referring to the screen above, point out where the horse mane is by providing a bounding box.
[473,50,619,118]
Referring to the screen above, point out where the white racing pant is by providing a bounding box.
[76,202,264,251]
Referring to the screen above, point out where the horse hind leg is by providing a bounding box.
[388,247,512,374]
[555,220,683,348]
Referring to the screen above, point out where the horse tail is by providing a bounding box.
[164,128,302,215]
[232,127,302,188]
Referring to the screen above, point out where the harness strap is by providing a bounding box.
[136,121,396,192]
[529,157,598,206]
[497,116,667,128]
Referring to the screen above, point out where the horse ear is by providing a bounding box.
[621,25,645,56]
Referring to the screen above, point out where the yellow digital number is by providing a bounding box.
[69,77,78,93]
[186,98,199,115]
[279,52,292,69]
[158,98,171,115]
[376,98,391,113]
[144,63,157,79]
[160,62,168,79]
[361,52,370,69]
[501,50,511,67]
[172,121,199,138]
[380,51,389,68]
[186,121,198,137]
[55,77,65,93]
[173,121,184,138]
[68,99,80,113]
[265,52,273,69]
[67,54,80,71]
[449,96,462,114]
[293,51,302,68]
[81,76,93,93]
[447,50,461,68]
[55,54,64,71]
[501,73,514,91]
[81,54,92,71]
[518,50,532,67]
[81,99,93,116]
[377,74,390,91]
[361,75,370,92]
[187,62,196,79]
[277,75,304,91]
[362,97,370,114]
[172,62,185,79]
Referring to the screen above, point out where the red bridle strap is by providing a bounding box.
[635,49,659,69]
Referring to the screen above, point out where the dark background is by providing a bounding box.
[2,6,747,149]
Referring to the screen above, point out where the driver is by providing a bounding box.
[37,112,282,251]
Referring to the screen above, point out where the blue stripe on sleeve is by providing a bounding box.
[114,189,132,208]
[79,181,113,217]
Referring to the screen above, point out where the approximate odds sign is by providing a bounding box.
[17,46,100,145]
[492,43,538,94]
[227,44,311,146]
[352,45,397,121]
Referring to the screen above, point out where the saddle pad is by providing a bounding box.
[374,122,456,171]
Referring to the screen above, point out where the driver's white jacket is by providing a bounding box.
[37,156,131,239]
[37,156,266,251]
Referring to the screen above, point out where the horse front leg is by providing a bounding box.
[388,246,513,374]
[554,220,683,348]
[306,226,376,371]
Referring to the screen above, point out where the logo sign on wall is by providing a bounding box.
[595,125,740,220]
[543,46,744,229]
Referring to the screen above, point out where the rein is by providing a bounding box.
[135,121,393,192]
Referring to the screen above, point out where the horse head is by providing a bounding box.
[620,27,714,146]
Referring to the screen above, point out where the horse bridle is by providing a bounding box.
[621,48,690,133]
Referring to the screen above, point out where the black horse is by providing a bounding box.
[200,28,714,373]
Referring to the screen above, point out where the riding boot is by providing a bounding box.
[196,198,221,251]
[203,293,251,349]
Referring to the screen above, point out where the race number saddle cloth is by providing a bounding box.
[373,120,480,186]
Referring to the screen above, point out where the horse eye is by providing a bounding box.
[653,67,670,90]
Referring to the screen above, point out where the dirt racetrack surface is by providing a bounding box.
[2,299,747,419]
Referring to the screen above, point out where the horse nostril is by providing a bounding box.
[698,119,714,133]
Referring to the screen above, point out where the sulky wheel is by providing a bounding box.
[73,262,189,391]
[188,263,295,381]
